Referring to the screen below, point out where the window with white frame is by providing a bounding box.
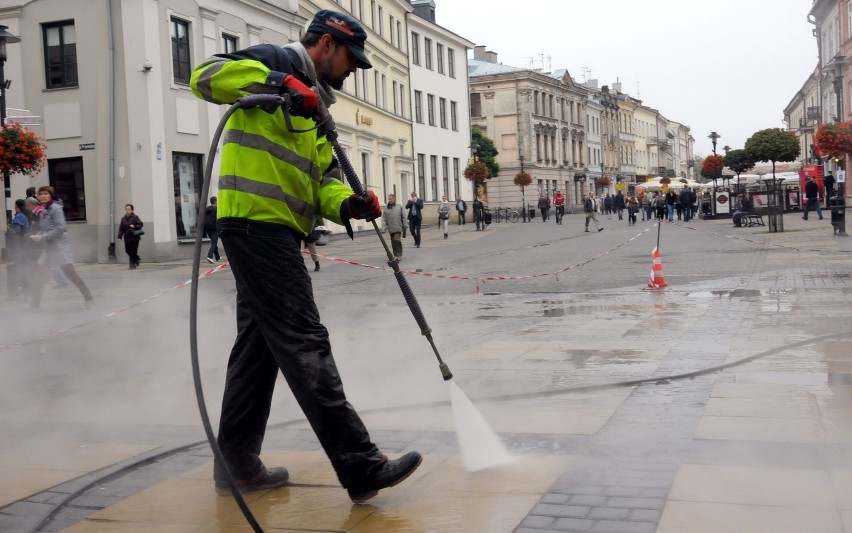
[170,17,192,85]
[430,155,438,199]
[392,81,398,114]
[447,48,455,78]
[427,94,435,126]
[424,37,432,69]
[414,90,423,123]
[42,20,78,89]
[436,43,444,74]
[411,32,420,65]
[450,101,458,131]
[361,152,371,187]
[439,97,447,128]
[389,15,395,46]
[222,33,238,54]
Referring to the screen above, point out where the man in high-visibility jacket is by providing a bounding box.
[190,10,421,504]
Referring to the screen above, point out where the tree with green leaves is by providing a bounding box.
[744,128,800,178]
[471,128,500,178]
[723,149,756,191]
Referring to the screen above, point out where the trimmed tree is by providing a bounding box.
[701,154,725,188]
[744,128,800,178]
[471,128,500,178]
[723,149,755,190]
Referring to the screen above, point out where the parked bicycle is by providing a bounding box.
[492,206,520,223]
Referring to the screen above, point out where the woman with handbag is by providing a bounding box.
[118,203,144,269]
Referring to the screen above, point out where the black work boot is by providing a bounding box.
[215,466,289,496]
[347,451,423,504]
[314,261,320,271]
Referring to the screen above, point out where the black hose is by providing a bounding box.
[190,94,288,533]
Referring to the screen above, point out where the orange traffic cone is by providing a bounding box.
[647,246,668,289]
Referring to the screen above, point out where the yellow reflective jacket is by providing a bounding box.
[190,44,351,236]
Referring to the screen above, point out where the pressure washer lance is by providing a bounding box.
[314,93,453,381]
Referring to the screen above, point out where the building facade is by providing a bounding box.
[407,0,474,210]
[0,0,307,263]
[469,48,588,210]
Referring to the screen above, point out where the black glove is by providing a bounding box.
[341,191,382,221]
[282,75,318,118]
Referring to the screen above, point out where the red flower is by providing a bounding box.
[463,160,490,181]
[0,123,47,177]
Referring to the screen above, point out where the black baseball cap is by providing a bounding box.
[308,10,372,69]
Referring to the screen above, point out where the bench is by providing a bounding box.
[742,213,764,227]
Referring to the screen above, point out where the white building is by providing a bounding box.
[0,0,305,263]
[406,0,474,209]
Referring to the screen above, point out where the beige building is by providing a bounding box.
[783,69,821,165]
[469,48,588,210]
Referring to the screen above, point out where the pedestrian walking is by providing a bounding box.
[626,193,638,226]
[473,196,486,230]
[583,191,604,232]
[7,199,29,299]
[640,192,651,221]
[405,191,424,247]
[802,176,823,221]
[29,186,94,309]
[117,203,144,269]
[190,9,421,502]
[604,193,613,218]
[538,195,550,222]
[613,190,625,221]
[204,197,220,263]
[665,190,677,222]
[383,194,406,261]
[456,198,467,225]
[437,195,450,239]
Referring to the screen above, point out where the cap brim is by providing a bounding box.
[348,44,372,69]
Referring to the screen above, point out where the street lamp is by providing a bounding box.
[0,24,21,229]
[519,154,528,222]
[723,145,731,155]
[469,142,480,202]
[708,131,720,155]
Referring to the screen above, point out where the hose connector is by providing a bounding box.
[439,363,453,381]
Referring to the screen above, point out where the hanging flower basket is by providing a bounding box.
[701,155,724,180]
[594,176,611,187]
[814,121,852,158]
[513,171,532,187]
[659,176,671,185]
[463,159,490,181]
[0,123,47,177]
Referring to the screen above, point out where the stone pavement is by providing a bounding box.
[1,210,851,532]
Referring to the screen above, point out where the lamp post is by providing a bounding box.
[469,142,480,202]
[519,154,528,222]
[708,131,720,155]
[722,145,731,156]
[0,25,21,230]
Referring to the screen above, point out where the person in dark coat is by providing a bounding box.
[613,190,625,220]
[204,197,220,263]
[802,177,823,221]
[117,203,144,269]
[823,172,836,203]
[405,191,424,247]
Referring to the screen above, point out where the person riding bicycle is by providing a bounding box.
[553,190,565,225]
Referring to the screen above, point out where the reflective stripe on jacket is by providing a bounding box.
[190,45,351,236]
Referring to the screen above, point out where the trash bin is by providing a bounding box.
[830,196,847,236]
[767,205,784,233]
[528,208,536,220]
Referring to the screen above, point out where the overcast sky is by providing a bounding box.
[434,0,817,157]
